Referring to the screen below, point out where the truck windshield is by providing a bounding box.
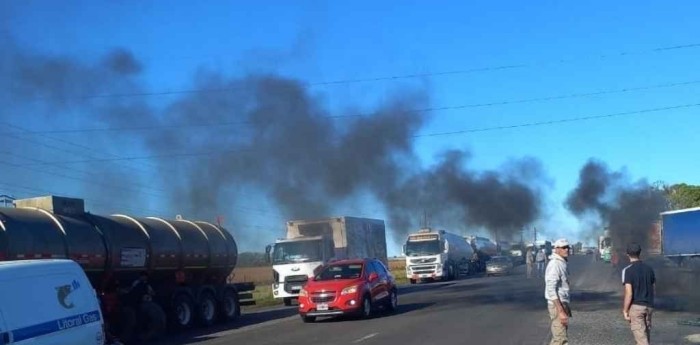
[405,240,442,256]
[272,240,322,264]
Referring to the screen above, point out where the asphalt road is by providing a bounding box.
[153,256,700,345]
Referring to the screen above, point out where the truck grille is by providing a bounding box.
[409,265,436,274]
[310,292,336,303]
[285,275,309,283]
[410,258,437,264]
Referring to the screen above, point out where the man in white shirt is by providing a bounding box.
[544,239,571,345]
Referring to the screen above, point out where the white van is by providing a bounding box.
[0,260,105,345]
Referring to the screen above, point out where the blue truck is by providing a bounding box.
[660,207,700,266]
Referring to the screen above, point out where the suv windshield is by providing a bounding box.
[315,263,364,281]
[405,240,442,256]
[272,240,322,264]
[489,257,510,264]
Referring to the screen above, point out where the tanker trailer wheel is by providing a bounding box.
[138,301,167,341]
[197,291,218,327]
[219,288,240,322]
[171,293,195,329]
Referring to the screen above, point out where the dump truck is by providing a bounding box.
[403,228,474,283]
[265,217,387,306]
[0,195,254,343]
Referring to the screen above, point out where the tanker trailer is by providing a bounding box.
[0,195,255,343]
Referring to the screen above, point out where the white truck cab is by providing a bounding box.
[0,260,104,345]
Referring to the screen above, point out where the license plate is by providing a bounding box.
[420,274,430,278]
[292,286,302,291]
[317,303,328,311]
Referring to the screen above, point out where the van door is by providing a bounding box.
[1,265,104,345]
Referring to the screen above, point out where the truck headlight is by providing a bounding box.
[299,288,308,297]
[341,285,358,296]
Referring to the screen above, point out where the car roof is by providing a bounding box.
[327,258,371,265]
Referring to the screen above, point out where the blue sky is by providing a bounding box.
[2,1,700,252]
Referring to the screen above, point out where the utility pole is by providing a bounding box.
[533,226,538,244]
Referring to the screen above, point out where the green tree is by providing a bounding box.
[665,183,700,210]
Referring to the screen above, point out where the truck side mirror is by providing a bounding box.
[402,245,406,256]
[264,245,272,263]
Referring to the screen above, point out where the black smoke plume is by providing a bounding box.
[565,159,666,253]
[2,38,547,248]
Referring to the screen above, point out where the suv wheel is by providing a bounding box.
[385,290,398,312]
[359,295,372,319]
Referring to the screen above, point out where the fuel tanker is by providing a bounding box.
[0,195,254,343]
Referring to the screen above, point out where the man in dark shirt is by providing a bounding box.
[621,243,656,345]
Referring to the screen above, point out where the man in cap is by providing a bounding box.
[621,243,655,345]
[544,238,572,345]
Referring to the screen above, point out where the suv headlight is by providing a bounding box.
[341,285,358,296]
[299,288,308,297]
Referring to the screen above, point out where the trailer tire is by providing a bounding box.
[197,290,218,327]
[219,288,240,322]
[171,293,195,329]
[139,301,167,341]
[116,306,137,344]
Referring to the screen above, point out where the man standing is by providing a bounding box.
[545,239,571,345]
[536,248,547,277]
[622,243,656,345]
[526,246,535,279]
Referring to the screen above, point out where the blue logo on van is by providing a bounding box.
[55,280,81,309]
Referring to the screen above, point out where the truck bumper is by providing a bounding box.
[272,283,302,299]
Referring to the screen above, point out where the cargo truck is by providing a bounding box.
[403,228,474,284]
[0,195,255,344]
[265,217,387,306]
[660,207,700,266]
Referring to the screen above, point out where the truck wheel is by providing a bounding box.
[409,279,416,285]
[283,297,293,306]
[300,315,316,323]
[171,293,195,329]
[448,264,456,280]
[197,291,218,327]
[219,288,240,322]
[116,306,137,344]
[139,302,167,341]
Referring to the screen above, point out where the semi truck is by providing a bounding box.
[403,228,474,284]
[660,207,700,266]
[265,217,387,306]
[598,229,612,262]
[465,235,498,273]
[0,195,254,343]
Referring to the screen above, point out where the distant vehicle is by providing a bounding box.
[403,228,474,284]
[0,260,105,345]
[297,258,397,323]
[660,208,700,266]
[583,247,596,255]
[598,229,612,262]
[509,243,526,265]
[465,235,498,272]
[265,217,387,306]
[485,256,513,276]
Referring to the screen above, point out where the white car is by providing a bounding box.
[0,260,105,345]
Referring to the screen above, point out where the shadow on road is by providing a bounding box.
[150,307,298,345]
[312,302,436,323]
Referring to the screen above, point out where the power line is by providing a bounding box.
[14,101,699,166]
[7,78,700,135]
[413,102,700,138]
[13,42,700,101]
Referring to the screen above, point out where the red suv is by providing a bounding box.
[298,258,398,322]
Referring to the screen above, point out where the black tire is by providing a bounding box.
[283,297,293,306]
[300,315,316,323]
[219,288,240,322]
[358,295,372,319]
[139,301,167,341]
[385,289,398,312]
[170,293,195,329]
[197,291,218,327]
[409,279,416,285]
[115,306,137,344]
